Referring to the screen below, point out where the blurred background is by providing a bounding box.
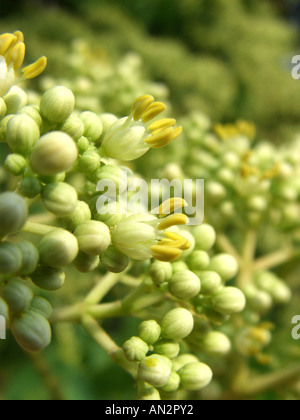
[1,0,300,400]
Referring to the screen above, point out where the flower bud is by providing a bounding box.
[179,362,213,391]
[11,310,51,352]
[39,229,78,268]
[39,172,66,184]
[95,165,128,196]
[0,192,27,239]
[161,308,194,340]
[208,254,239,281]
[168,270,201,300]
[60,114,85,141]
[18,105,42,128]
[74,220,111,256]
[4,153,27,176]
[161,371,180,393]
[62,200,92,231]
[197,271,222,295]
[6,114,40,155]
[78,150,101,175]
[254,272,291,304]
[19,177,42,198]
[91,196,126,227]
[149,261,172,287]
[138,320,161,345]
[138,354,172,388]
[41,182,78,216]
[40,86,75,123]
[172,354,199,372]
[212,287,246,315]
[0,242,23,274]
[31,267,66,291]
[171,261,189,274]
[17,240,39,275]
[4,86,27,114]
[201,331,231,356]
[79,111,103,142]
[0,297,9,319]
[138,386,161,401]
[187,251,210,271]
[0,97,7,119]
[99,113,118,138]
[153,339,180,359]
[193,224,216,251]
[73,252,100,273]
[30,131,78,175]
[203,308,230,325]
[77,136,90,153]
[3,278,33,314]
[123,336,149,362]
[242,284,272,314]
[0,115,14,142]
[100,245,129,273]
[30,297,52,319]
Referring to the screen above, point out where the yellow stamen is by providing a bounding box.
[241,164,260,179]
[150,245,182,262]
[131,95,154,121]
[158,198,187,217]
[145,127,174,148]
[148,118,176,131]
[255,353,272,366]
[22,56,47,79]
[261,163,281,180]
[6,42,25,70]
[158,214,189,230]
[0,33,17,56]
[142,102,166,123]
[13,31,24,44]
[171,126,183,141]
[249,328,269,344]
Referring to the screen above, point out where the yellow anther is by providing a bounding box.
[158,198,187,217]
[148,118,176,132]
[241,164,260,179]
[6,42,25,70]
[22,56,47,79]
[171,126,183,141]
[258,322,275,331]
[255,353,272,366]
[158,214,189,231]
[0,33,17,56]
[145,127,174,148]
[159,234,189,250]
[163,231,184,241]
[236,120,256,140]
[261,163,281,180]
[150,245,182,262]
[13,31,24,44]
[131,95,154,121]
[142,102,166,123]
[249,328,269,344]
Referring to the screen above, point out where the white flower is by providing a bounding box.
[0,56,15,97]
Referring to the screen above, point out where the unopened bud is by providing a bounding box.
[79,111,103,142]
[138,386,161,401]
[100,245,129,273]
[95,165,128,196]
[0,192,27,239]
[212,287,246,315]
[39,229,78,268]
[4,86,27,114]
[74,220,111,256]
[0,242,23,274]
[168,270,201,300]
[0,297,9,319]
[0,97,7,119]
[41,182,78,216]
[3,278,33,314]
[31,266,66,291]
[123,336,149,362]
[201,331,231,356]
[78,150,101,175]
[77,136,90,153]
[161,308,194,340]
[17,240,39,275]
[19,177,42,198]
[153,339,180,359]
[4,153,27,176]
[18,105,42,128]
[60,114,85,141]
[138,354,172,388]
[161,371,180,393]
[187,251,210,271]
[40,86,75,123]
[73,252,100,273]
[6,114,40,155]
[179,362,213,391]
[172,354,199,372]
[208,254,239,281]
[138,320,162,345]
[30,297,52,319]
[193,224,216,251]
[149,261,172,286]
[198,271,222,295]
[62,200,91,231]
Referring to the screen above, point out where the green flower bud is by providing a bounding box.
[161,308,194,340]
[149,261,172,287]
[179,362,213,391]
[243,284,272,314]
[171,261,189,274]
[0,115,14,142]
[138,354,172,388]
[11,310,52,352]
[100,245,129,273]
[79,111,103,142]
[6,114,40,155]
[39,229,78,268]
[153,339,180,359]
[74,220,111,256]
[0,192,27,239]
[19,177,42,199]
[201,332,231,356]
[123,336,149,362]
[41,182,78,216]
[91,196,126,227]
[77,136,90,153]
[0,297,9,319]
[168,270,201,300]
[206,181,226,203]
[78,150,101,175]
[39,172,66,184]
[4,154,27,176]
[212,287,246,315]
[172,354,199,372]
[17,240,39,275]
[203,308,230,325]
[247,196,268,212]
[187,251,210,271]
[138,386,161,401]
[161,371,180,393]
[95,165,128,196]
[138,320,161,345]
[99,113,118,138]
[208,254,239,281]
[4,86,27,114]
[197,271,222,295]
[30,297,52,319]
[60,114,85,141]
[193,224,216,251]
[3,278,33,314]
[0,242,22,274]
[31,266,66,291]
[254,272,291,305]
[73,251,100,273]
[0,97,7,119]
[30,131,78,175]
[40,86,75,123]
[62,201,91,231]
[18,105,42,128]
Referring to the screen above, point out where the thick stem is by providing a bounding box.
[216,234,243,265]
[84,273,120,305]
[254,248,300,272]
[50,303,86,324]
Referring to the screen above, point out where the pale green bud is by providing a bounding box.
[138,386,161,401]
[172,354,199,372]
[17,240,39,275]
[99,113,118,139]
[91,196,126,228]
[74,220,111,256]
[201,331,231,356]
[168,270,201,300]
[197,271,222,295]
[30,131,78,175]
[6,114,40,155]
[11,310,51,352]
[100,245,129,273]
[161,308,194,340]
[79,111,103,142]
[203,308,230,325]
[171,261,189,274]
[153,339,180,359]
[40,86,75,123]
[77,136,90,153]
[3,278,33,314]
[30,297,52,319]
[123,336,149,362]
[254,272,291,305]
[161,371,180,393]
[0,192,28,239]
[31,266,66,291]
[95,165,128,196]
[179,362,213,391]
[62,201,92,231]
[73,252,100,273]
[138,354,172,388]
[149,261,173,287]
[0,242,22,274]
[206,181,226,203]
[138,320,162,345]
[247,196,268,212]
[39,229,78,268]
[0,297,9,319]
[39,172,66,184]
[18,105,42,128]
[217,168,235,185]
[78,150,101,175]
[187,251,210,271]
[0,97,7,119]
[41,182,78,216]
[208,254,239,281]
[193,224,216,251]
[4,86,27,114]
[4,153,27,176]
[243,284,272,314]
[60,114,85,141]
[19,177,42,199]
[0,114,14,142]
[212,287,246,315]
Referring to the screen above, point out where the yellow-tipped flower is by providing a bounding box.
[0,31,47,97]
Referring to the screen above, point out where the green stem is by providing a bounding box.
[254,248,300,272]
[50,303,86,324]
[84,273,121,305]
[216,233,243,265]
[21,221,55,235]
